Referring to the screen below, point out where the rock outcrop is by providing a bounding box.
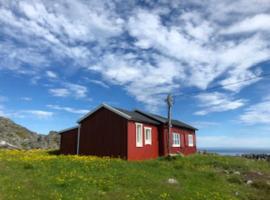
[0,116,60,149]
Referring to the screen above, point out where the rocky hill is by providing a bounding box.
[0,116,60,149]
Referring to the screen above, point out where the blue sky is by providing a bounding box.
[0,0,270,148]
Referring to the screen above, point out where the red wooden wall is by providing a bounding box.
[59,107,197,159]
[79,107,128,158]
[127,121,159,160]
[161,126,197,156]
[60,128,78,155]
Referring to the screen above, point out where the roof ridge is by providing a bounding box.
[134,109,197,130]
[77,103,132,123]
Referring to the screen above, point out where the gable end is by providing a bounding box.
[77,103,132,123]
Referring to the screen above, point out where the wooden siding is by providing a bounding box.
[127,121,159,160]
[161,126,197,156]
[60,128,78,155]
[79,107,127,158]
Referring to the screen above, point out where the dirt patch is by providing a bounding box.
[244,171,270,191]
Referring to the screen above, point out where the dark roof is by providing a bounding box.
[113,107,160,125]
[58,126,78,134]
[134,110,198,131]
[76,103,197,130]
[78,104,131,123]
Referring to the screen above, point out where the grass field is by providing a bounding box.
[0,150,269,200]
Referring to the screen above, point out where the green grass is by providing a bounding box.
[0,150,269,200]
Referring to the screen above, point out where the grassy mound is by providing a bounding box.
[0,150,269,200]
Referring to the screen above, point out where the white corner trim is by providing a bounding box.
[58,126,79,134]
[77,103,131,123]
[76,124,81,155]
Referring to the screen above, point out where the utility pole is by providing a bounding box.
[166,93,173,156]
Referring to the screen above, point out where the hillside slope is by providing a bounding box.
[0,116,59,149]
[0,150,269,200]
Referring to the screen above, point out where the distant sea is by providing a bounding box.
[198,148,270,156]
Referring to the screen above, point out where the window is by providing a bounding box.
[144,127,152,145]
[188,134,194,147]
[172,133,180,147]
[136,123,143,147]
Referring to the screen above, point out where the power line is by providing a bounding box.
[174,72,270,99]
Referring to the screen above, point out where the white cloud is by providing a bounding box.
[49,88,70,97]
[89,53,183,111]
[195,92,246,115]
[223,14,270,34]
[239,96,270,125]
[86,79,109,89]
[219,68,262,92]
[64,83,87,98]
[21,97,32,101]
[0,0,270,111]
[46,71,58,79]
[0,0,123,75]
[192,121,220,129]
[47,104,88,115]
[49,83,87,98]
[24,110,53,119]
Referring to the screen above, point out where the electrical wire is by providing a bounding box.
[173,72,270,99]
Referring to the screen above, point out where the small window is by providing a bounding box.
[136,123,143,147]
[144,127,152,145]
[188,134,194,147]
[172,133,180,147]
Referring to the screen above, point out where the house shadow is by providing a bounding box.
[47,149,60,155]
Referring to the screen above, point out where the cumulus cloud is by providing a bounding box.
[223,14,270,34]
[195,92,246,115]
[239,96,270,125]
[49,88,70,97]
[46,71,58,79]
[85,78,109,89]
[191,121,220,129]
[23,110,53,119]
[47,104,89,114]
[49,82,87,98]
[0,0,270,111]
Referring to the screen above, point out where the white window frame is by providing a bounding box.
[172,133,180,147]
[135,123,143,147]
[144,127,152,145]
[188,134,194,147]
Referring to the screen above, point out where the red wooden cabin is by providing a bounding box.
[59,104,197,160]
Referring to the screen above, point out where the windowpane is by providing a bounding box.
[136,124,143,147]
[172,133,180,147]
[144,128,152,145]
[188,134,194,147]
